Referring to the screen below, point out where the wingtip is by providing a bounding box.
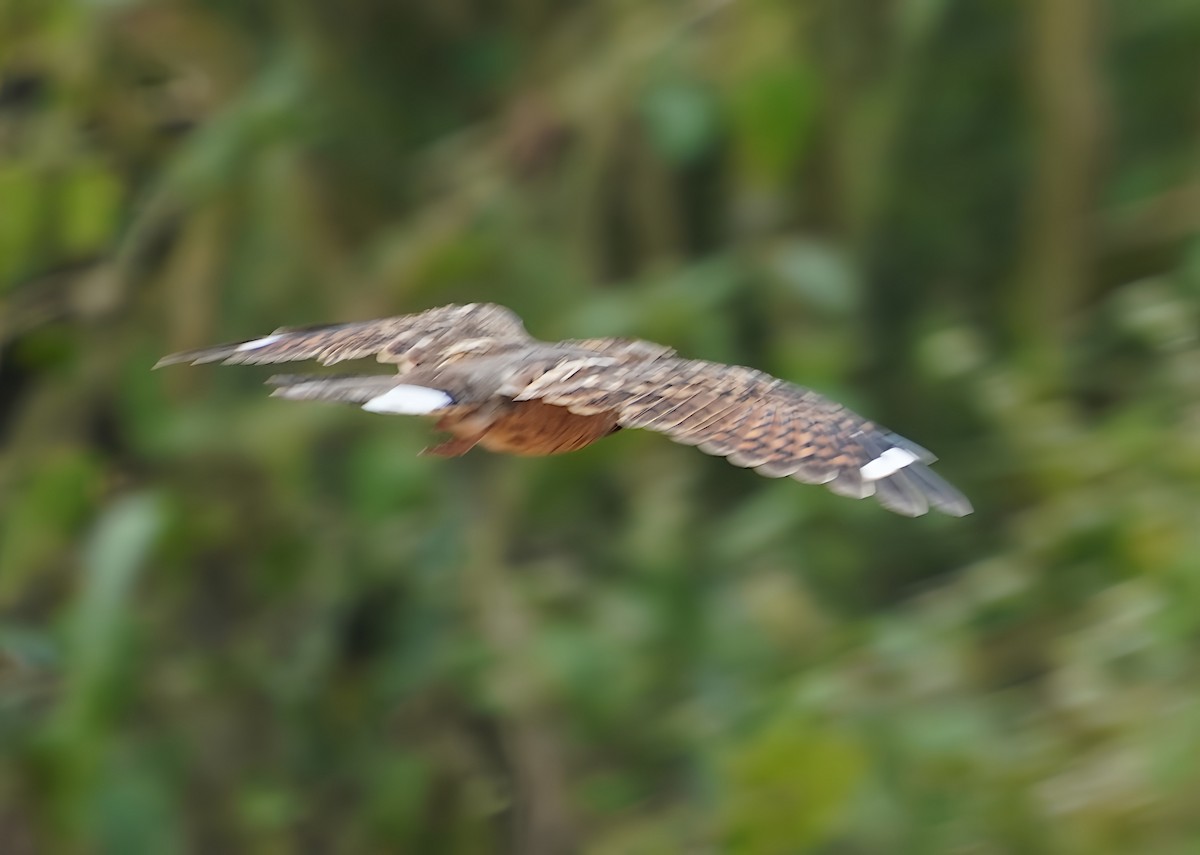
[153,346,239,369]
[154,352,209,369]
[905,464,973,517]
[941,497,974,517]
[265,375,314,399]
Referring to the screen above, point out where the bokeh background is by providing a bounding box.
[3,1,1200,852]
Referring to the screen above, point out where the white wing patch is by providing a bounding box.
[236,334,286,352]
[860,447,920,481]
[362,385,453,415]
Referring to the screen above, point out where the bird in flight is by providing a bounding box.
[156,303,971,517]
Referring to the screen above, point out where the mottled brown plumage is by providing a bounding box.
[156,303,972,516]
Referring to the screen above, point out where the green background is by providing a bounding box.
[3,1,1200,852]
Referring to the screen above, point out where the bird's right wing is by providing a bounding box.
[155,303,528,369]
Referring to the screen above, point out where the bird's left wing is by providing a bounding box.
[512,354,972,517]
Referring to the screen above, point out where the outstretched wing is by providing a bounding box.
[513,355,972,517]
[558,337,678,361]
[154,303,529,369]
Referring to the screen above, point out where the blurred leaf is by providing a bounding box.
[0,166,44,288]
[719,716,864,853]
[62,491,165,730]
[0,448,103,604]
[765,238,860,315]
[365,753,430,840]
[727,61,817,184]
[639,79,719,165]
[92,755,183,855]
[61,160,123,256]
[0,623,58,670]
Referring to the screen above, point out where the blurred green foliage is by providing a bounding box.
[3,1,1200,852]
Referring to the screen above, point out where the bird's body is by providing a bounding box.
[434,398,620,457]
[156,303,972,517]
